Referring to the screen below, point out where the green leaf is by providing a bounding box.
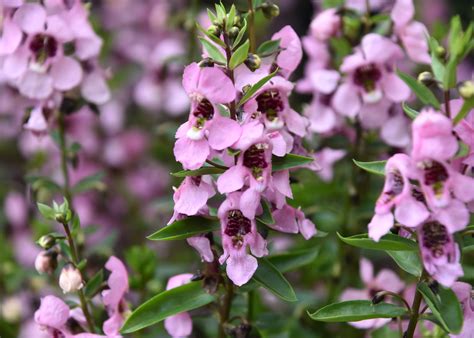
[84,269,104,299]
[396,70,441,108]
[453,97,474,125]
[26,175,61,193]
[428,37,445,82]
[443,58,458,89]
[353,159,386,176]
[308,300,408,322]
[256,39,280,56]
[171,166,226,178]
[256,200,274,225]
[252,258,297,302]
[337,233,418,251]
[237,69,278,107]
[272,153,313,171]
[196,23,226,48]
[455,141,470,158]
[121,282,214,334]
[147,216,219,241]
[232,19,247,49]
[37,203,55,220]
[417,282,463,333]
[198,37,226,64]
[229,39,249,69]
[206,8,217,23]
[72,172,105,194]
[386,251,422,276]
[215,3,226,21]
[267,248,319,273]
[226,4,236,31]
[402,102,420,119]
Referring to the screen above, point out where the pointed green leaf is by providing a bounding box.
[198,37,226,64]
[308,300,408,322]
[428,37,445,82]
[272,153,313,171]
[267,248,319,273]
[121,282,214,334]
[207,8,217,23]
[453,97,474,125]
[417,282,463,333]
[84,269,104,299]
[229,39,249,69]
[72,172,106,194]
[402,102,420,119]
[353,159,386,176]
[257,200,274,225]
[196,23,226,48]
[232,19,247,49]
[226,4,236,31]
[396,70,440,108]
[252,258,297,302]
[386,251,422,276]
[147,216,219,241]
[257,39,281,56]
[171,166,226,178]
[338,233,418,251]
[237,69,278,107]
[37,203,56,220]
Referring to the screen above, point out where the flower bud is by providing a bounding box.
[436,46,446,59]
[37,234,57,250]
[207,24,221,37]
[228,26,240,40]
[198,57,215,68]
[458,80,474,100]
[417,71,435,86]
[261,2,279,19]
[59,264,83,293]
[244,53,261,72]
[233,14,242,27]
[35,250,58,275]
[371,291,386,304]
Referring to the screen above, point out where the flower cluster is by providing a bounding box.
[298,0,430,149]
[171,19,316,286]
[0,0,110,135]
[368,108,474,286]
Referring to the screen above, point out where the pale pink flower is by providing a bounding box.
[164,274,194,338]
[451,282,474,337]
[34,295,70,336]
[309,9,341,41]
[271,204,317,239]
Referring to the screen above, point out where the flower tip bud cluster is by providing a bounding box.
[59,264,83,293]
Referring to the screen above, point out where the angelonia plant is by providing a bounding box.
[0,0,473,338]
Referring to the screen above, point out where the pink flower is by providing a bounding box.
[23,106,48,136]
[451,282,474,337]
[34,295,70,336]
[368,154,429,241]
[218,192,268,286]
[451,99,474,166]
[314,148,346,181]
[309,9,341,41]
[4,191,28,227]
[418,220,463,287]
[270,25,302,78]
[173,176,215,217]
[187,236,214,263]
[391,0,431,64]
[341,258,404,329]
[332,34,409,126]
[174,63,241,170]
[164,274,194,338]
[102,256,129,336]
[271,204,317,239]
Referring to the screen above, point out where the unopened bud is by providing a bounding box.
[371,291,386,304]
[207,24,221,37]
[228,26,240,40]
[198,57,215,67]
[233,14,242,27]
[37,234,56,250]
[35,250,58,274]
[261,2,279,19]
[436,46,446,59]
[459,80,474,100]
[59,264,83,293]
[417,71,435,86]
[244,53,261,72]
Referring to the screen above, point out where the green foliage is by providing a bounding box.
[171,166,226,177]
[272,153,313,171]
[352,159,386,176]
[402,102,420,119]
[72,172,106,194]
[198,37,226,64]
[257,39,281,56]
[84,269,104,299]
[238,69,279,106]
[229,39,249,69]
[337,233,418,251]
[147,217,220,241]
[396,70,441,109]
[252,257,297,302]
[121,282,215,333]
[308,300,408,322]
[386,251,422,277]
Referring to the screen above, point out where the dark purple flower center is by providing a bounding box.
[225,210,251,247]
[243,144,268,178]
[191,176,202,186]
[422,160,449,195]
[29,34,58,63]
[380,170,404,204]
[411,186,426,203]
[422,222,449,258]
[193,98,214,120]
[353,63,382,92]
[256,89,283,121]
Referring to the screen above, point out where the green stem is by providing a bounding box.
[247,0,256,53]
[57,110,95,333]
[405,288,423,338]
[218,279,234,338]
[247,290,255,322]
[444,90,451,117]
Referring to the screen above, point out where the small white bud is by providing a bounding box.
[35,250,57,275]
[59,264,83,293]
